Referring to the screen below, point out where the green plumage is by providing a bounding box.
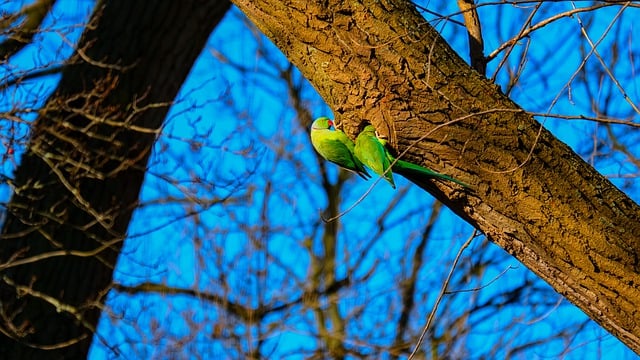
[311,119,467,188]
[389,153,469,187]
[354,125,396,188]
[310,117,371,180]
[356,125,468,188]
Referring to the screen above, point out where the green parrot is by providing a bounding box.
[356,125,468,188]
[354,125,396,188]
[310,117,371,180]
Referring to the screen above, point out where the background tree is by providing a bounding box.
[0,0,638,359]
[0,1,231,357]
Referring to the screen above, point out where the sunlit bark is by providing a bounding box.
[231,0,640,353]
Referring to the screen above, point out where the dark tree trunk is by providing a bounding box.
[231,0,640,354]
[0,1,231,358]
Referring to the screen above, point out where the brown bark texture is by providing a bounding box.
[0,1,231,358]
[231,0,640,354]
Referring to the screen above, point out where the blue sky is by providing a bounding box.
[1,1,639,359]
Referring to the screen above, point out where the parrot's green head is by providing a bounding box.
[361,124,376,134]
[311,117,333,130]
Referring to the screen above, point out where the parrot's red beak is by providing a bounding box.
[328,120,334,128]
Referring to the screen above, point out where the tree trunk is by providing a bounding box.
[231,0,640,353]
[0,1,230,358]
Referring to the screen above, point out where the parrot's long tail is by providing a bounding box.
[392,159,469,187]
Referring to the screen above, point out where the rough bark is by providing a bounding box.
[231,0,640,353]
[0,1,231,358]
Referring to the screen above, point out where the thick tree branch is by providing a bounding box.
[231,0,640,353]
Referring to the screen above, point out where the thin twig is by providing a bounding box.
[571,1,639,115]
[408,229,478,359]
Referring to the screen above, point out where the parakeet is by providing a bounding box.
[356,125,468,188]
[354,125,396,188]
[310,117,371,180]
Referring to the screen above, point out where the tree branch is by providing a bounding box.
[231,0,640,353]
